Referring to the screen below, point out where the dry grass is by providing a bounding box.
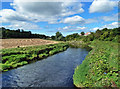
[1,39,59,49]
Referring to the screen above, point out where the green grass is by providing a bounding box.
[0,43,69,72]
[73,40,119,87]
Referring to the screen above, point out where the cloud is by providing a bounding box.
[0,9,31,23]
[91,27,100,31]
[0,0,84,25]
[61,15,85,24]
[76,26,87,30]
[63,26,69,30]
[103,22,118,29]
[85,13,118,24]
[61,3,84,16]
[91,22,118,31]
[57,26,87,32]
[85,18,98,24]
[89,0,117,13]
[102,14,118,22]
[4,22,41,30]
[12,1,64,17]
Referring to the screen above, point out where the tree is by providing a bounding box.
[51,36,55,40]
[55,31,64,41]
[81,32,85,35]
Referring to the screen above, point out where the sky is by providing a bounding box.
[0,0,119,36]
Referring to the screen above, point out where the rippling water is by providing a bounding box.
[1,48,89,87]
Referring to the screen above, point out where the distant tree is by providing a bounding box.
[81,32,85,35]
[51,36,55,40]
[102,28,108,31]
[65,33,81,41]
[16,29,20,32]
[55,31,64,41]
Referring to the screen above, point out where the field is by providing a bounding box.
[73,40,119,87]
[1,39,59,49]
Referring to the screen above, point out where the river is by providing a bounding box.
[1,48,89,88]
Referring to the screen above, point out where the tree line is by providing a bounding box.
[0,27,49,39]
[64,27,120,43]
[0,27,119,42]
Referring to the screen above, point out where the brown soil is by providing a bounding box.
[1,39,59,49]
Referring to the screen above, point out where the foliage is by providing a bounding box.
[65,33,82,41]
[83,27,120,42]
[73,40,119,87]
[67,41,92,51]
[55,31,65,41]
[1,43,69,72]
[0,27,50,39]
[65,27,119,43]
[81,32,85,35]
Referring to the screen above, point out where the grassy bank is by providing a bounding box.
[67,41,92,51]
[73,40,119,87]
[0,43,69,72]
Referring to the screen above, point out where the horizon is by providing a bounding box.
[0,0,119,36]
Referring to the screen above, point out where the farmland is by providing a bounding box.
[1,39,59,49]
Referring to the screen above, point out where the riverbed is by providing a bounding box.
[2,48,89,87]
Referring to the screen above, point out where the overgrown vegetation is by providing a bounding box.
[67,41,92,51]
[65,27,120,43]
[0,43,69,72]
[73,40,119,87]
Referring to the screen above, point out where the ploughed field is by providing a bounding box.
[1,39,58,49]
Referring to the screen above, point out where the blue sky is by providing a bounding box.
[0,0,119,36]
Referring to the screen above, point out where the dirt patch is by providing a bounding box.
[1,39,59,49]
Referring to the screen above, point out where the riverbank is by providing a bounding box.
[67,41,92,51]
[73,40,119,87]
[1,43,69,72]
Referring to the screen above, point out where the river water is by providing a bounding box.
[1,48,89,88]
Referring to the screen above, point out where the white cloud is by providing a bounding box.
[91,27,100,31]
[62,15,85,24]
[61,3,84,16]
[63,26,69,30]
[57,26,87,32]
[0,0,84,24]
[102,14,118,22]
[4,22,41,30]
[91,22,118,31]
[12,1,64,17]
[103,22,118,29]
[85,18,98,24]
[0,9,31,23]
[76,26,87,30]
[89,0,117,13]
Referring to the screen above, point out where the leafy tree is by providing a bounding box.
[51,36,55,40]
[65,33,81,41]
[55,31,65,41]
[81,32,85,35]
